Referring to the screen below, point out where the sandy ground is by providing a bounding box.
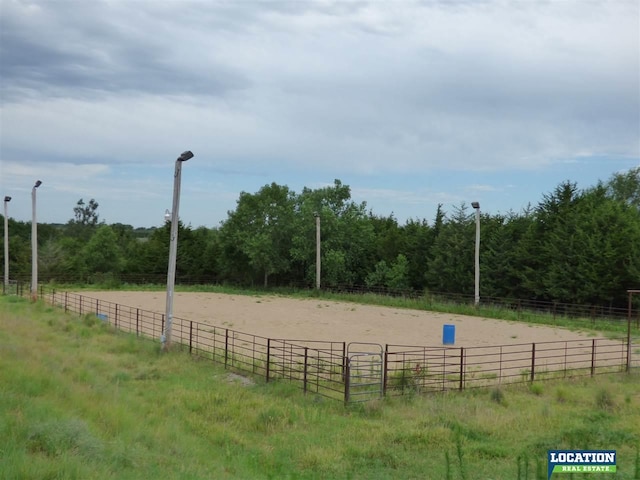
[76,291,599,348]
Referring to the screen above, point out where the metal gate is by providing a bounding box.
[345,342,384,403]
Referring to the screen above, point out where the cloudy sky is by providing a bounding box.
[1,0,638,229]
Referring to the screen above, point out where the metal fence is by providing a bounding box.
[42,288,348,401]
[383,339,630,397]
[8,275,639,328]
[23,286,636,404]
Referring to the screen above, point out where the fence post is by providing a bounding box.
[591,339,596,376]
[79,296,83,316]
[136,309,140,337]
[530,343,536,382]
[212,327,216,362]
[382,345,389,397]
[225,329,229,369]
[442,349,446,391]
[114,304,118,329]
[64,292,68,313]
[95,299,99,314]
[303,347,308,394]
[341,342,346,381]
[266,338,271,383]
[189,321,193,354]
[459,347,465,390]
[344,359,350,405]
[283,342,287,379]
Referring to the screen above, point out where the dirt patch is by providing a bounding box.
[75,291,594,348]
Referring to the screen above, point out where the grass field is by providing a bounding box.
[1,295,639,479]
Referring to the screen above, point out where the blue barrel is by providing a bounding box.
[443,324,455,345]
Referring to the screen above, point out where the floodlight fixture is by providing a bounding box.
[177,151,194,162]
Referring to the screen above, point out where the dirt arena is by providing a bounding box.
[76,291,598,348]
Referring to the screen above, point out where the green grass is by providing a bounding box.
[2,295,640,479]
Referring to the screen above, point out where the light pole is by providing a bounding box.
[627,289,639,372]
[163,150,193,351]
[3,196,11,294]
[31,180,42,301]
[471,201,480,306]
[314,212,321,290]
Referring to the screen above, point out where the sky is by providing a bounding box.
[0,0,638,229]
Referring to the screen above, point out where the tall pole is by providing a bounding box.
[31,181,42,301]
[163,151,193,351]
[3,196,11,294]
[314,212,321,290]
[627,290,639,372]
[472,202,480,306]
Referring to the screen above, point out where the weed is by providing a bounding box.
[595,388,616,411]
[388,368,417,392]
[456,436,467,480]
[555,387,568,403]
[254,407,290,433]
[27,419,102,458]
[490,387,505,405]
[445,451,452,480]
[529,383,544,396]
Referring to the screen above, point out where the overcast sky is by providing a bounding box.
[1,0,638,229]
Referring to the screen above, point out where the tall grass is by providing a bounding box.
[2,295,639,479]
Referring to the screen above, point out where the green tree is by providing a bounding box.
[365,260,390,288]
[425,204,476,294]
[606,166,640,209]
[400,218,432,291]
[81,225,123,276]
[219,183,295,287]
[518,181,579,300]
[545,185,640,305]
[481,209,533,299]
[290,179,375,287]
[66,198,101,241]
[366,254,410,291]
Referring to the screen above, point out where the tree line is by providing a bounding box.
[2,168,639,308]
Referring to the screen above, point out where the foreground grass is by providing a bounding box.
[2,296,639,479]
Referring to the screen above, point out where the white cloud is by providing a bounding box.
[0,0,637,226]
